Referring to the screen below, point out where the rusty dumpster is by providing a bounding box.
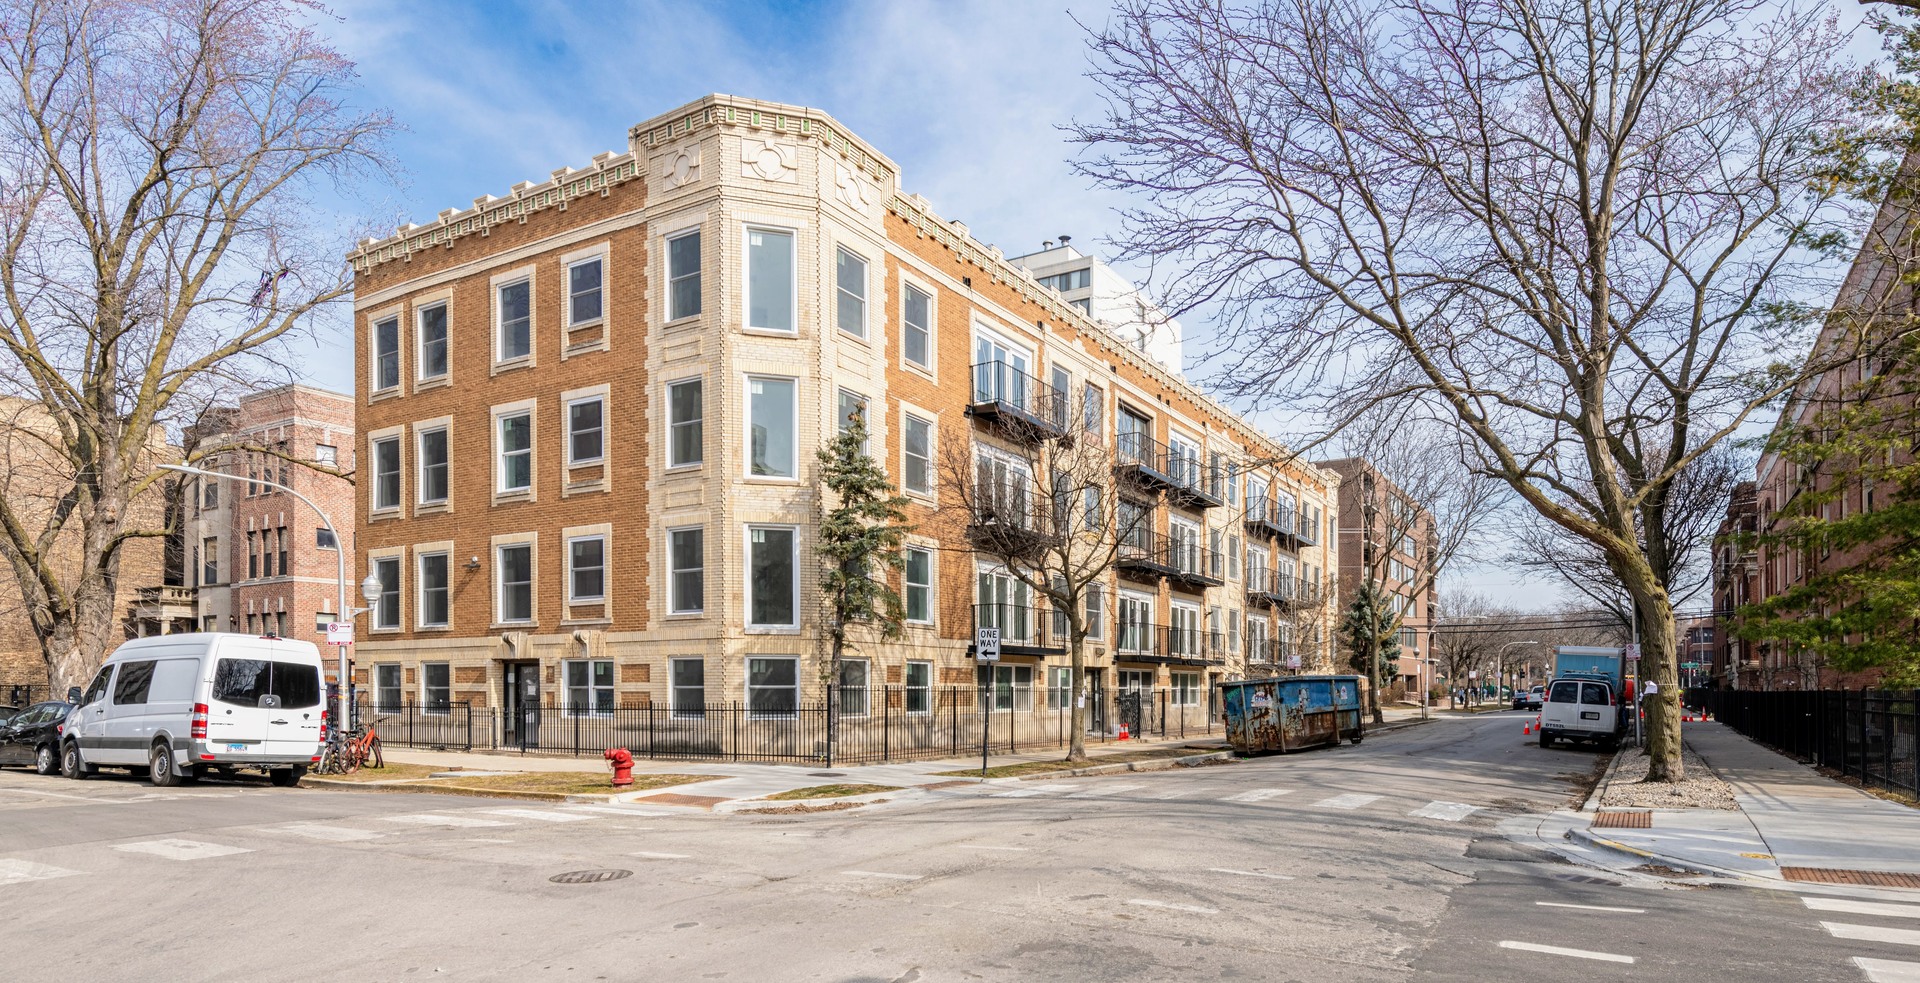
[1220,675,1364,754]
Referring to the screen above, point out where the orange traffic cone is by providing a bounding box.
[1523,720,1532,736]
[1118,723,1130,741]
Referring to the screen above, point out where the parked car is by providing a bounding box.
[0,700,74,774]
[62,633,327,787]
[1511,691,1530,710]
[0,704,19,723]
[1524,685,1545,711]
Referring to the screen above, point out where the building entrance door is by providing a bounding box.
[503,661,541,750]
[1087,668,1107,735]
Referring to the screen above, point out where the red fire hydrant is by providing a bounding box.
[604,746,634,787]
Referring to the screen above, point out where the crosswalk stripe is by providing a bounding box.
[485,808,600,823]
[1499,941,1633,964]
[559,805,675,817]
[377,813,511,828]
[1535,902,1645,913]
[1223,788,1291,803]
[1410,801,1478,822]
[1146,786,1192,799]
[1128,898,1218,914]
[992,784,1082,798]
[1070,784,1144,798]
[845,870,921,880]
[1855,957,1920,982]
[1312,793,1381,810]
[0,858,80,886]
[261,823,382,843]
[112,838,251,861]
[1210,868,1293,880]
[632,851,691,860]
[1804,897,1920,919]
[1823,922,1920,947]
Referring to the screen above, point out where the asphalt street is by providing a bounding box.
[1,711,1914,982]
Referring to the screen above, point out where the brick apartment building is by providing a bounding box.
[179,385,357,648]
[1709,481,1758,688]
[1316,458,1437,701]
[347,95,1340,741]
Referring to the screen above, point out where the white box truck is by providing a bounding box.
[1538,645,1629,750]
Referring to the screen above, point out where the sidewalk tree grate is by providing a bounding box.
[1592,811,1653,829]
[549,869,633,885]
[1780,867,1920,888]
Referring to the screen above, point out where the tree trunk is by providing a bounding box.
[1635,592,1683,782]
[826,632,843,768]
[1067,634,1087,762]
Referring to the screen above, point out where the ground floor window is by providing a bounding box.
[422,662,450,714]
[564,659,613,716]
[977,663,1034,711]
[374,664,401,713]
[748,656,798,718]
[1171,672,1201,706]
[838,659,870,717]
[1118,669,1153,694]
[906,660,932,715]
[671,658,705,718]
[1047,666,1073,709]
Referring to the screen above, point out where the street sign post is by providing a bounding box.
[975,628,1000,776]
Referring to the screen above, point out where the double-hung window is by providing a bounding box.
[374,316,400,391]
[747,656,798,718]
[374,665,401,713]
[905,547,932,623]
[902,282,932,368]
[837,389,869,450]
[838,659,870,717]
[497,543,533,623]
[418,428,449,505]
[667,230,701,320]
[568,256,603,326]
[1172,672,1201,707]
[746,228,794,332]
[1085,584,1105,640]
[497,278,532,361]
[747,526,797,629]
[373,557,401,630]
[418,552,450,628]
[747,376,796,478]
[1118,592,1152,654]
[671,658,705,718]
[567,397,604,465]
[835,246,867,338]
[906,661,932,715]
[669,527,704,614]
[668,378,702,467]
[568,536,606,603]
[372,437,401,511]
[498,412,532,493]
[564,659,613,716]
[417,302,448,381]
[422,663,450,714]
[902,413,933,495]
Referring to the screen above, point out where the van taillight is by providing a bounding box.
[190,703,208,739]
[319,709,327,743]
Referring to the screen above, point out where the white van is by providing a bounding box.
[62,633,328,787]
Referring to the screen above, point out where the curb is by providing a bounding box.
[301,777,584,801]
[1564,825,1762,882]
[1581,745,1637,814]
[714,787,907,813]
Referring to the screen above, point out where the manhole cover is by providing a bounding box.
[808,772,847,778]
[549,869,633,885]
[1592,811,1652,829]
[1782,867,1920,888]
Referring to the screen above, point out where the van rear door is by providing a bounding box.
[208,638,325,758]
[208,654,273,750]
[1541,679,1583,732]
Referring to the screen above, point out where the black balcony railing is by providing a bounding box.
[1115,616,1158,657]
[1295,511,1319,546]
[970,361,1068,441]
[1115,431,1176,491]
[1246,639,1304,671]
[966,491,1060,557]
[1117,530,1176,581]
[1165,456,1226,510]
[1244,501,1296,540]
[1142,625,1227,666]
[1165,536,1224,590]
[972,602,1066,655]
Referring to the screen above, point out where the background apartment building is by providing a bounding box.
[348,95,1338,741]
[179,385,357,646]
[1317,458,1438,701]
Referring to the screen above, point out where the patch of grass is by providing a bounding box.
[311,762,442,782]
[932,746,1216,779]
[762,783,898,801]
[439,772,709,797]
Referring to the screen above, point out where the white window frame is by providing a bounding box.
[374,664,402,713]
[491,266,535,367]
[416,423,450,507]
[905,660,934,716]
[670,657,706,718]
[565,253,605,328]
[370,434,403,514]
[494,539,536,625]
[745,524,800,631]
[565,394,606,466]
[371,312,402,394]
[1085,583,1105,641]
[667,526,704,615]
[838,658,871,718]
[415,299,450,384]
[743,225,797,334]
[416,548,451,629]
[566,534,607,604]
[835,244,868,340]
[836,388,870,452]
[667,376,703,469]
[421,662,451,716]
[372,555,403,631]
[1118,590,1153,654]
[902,408,934,497]
[492,401,537,499]
[904,545,934,624]
[1171,671,1202,707]
[562,658,614,717]
[900,275,935,373]
[666,227,702,322]
[745,655,799,719]
[744,374,799,481]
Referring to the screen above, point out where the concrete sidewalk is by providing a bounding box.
[1560,721,1920,884]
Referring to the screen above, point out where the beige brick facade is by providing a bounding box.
[349,95,1340,734]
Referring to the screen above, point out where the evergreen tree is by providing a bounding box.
[816,409,912,763]
[1342,582,1402,722]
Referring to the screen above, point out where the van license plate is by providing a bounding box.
[225,743,249,751]
[1580,712,1600,720]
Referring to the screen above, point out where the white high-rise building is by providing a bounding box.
[1008,237,1185,376]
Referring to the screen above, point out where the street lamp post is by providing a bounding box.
[161,462,367,752]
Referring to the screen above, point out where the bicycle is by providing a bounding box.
[315,725,383,775]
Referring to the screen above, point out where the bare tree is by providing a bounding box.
[1073,0,1871,781]
[936,380,1157,763]
[0,0,392,692]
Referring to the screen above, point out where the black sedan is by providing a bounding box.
[0,700,74,774]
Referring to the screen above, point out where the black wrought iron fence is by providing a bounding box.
[1690,688,1918,797]
[3,682,49,707]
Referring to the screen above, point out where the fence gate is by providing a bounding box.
[1117,691,1143,737]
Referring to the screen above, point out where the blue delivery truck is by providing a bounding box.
[1538,646,1630,750]
[1220,675,1364,754]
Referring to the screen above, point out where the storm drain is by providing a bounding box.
[1781,867,1920,888]
[549,869,633,885]
[1592,811,1653,829]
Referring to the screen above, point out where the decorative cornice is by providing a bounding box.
[628,96,895,189]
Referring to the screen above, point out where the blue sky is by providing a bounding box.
[300,0,1877,612]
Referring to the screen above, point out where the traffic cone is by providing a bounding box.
[1523,720,1532,735]
[1118,723,1130,741]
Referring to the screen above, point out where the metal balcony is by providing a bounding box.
[1165,458,1226,511]
[969,362,1068,442]
[1246,640,1304,672]
[965,497,1061,559]
[971,603,1066,656]
[1244,573,1292,608]
[1243,501,1294,541]
[1140,626,1226,666]
[1294,511,1319,547]
[1114,432,1177,492]
[1164,537,1224,591]
[1117,532,1176,583]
